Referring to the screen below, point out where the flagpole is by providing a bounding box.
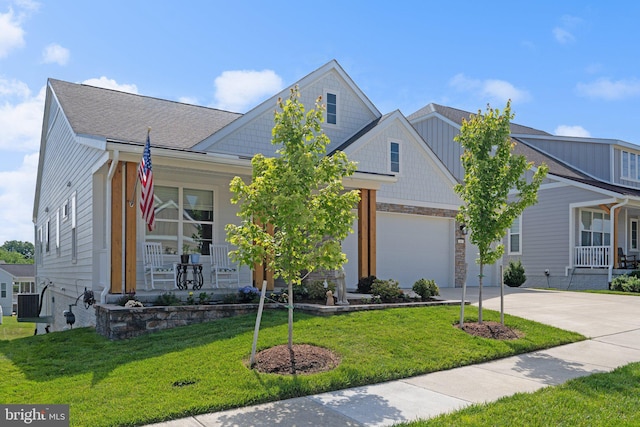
[128,128,151,207]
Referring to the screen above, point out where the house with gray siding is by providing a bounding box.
[34,61,465,331]
[409,103,640,289]
[0,263,35,316]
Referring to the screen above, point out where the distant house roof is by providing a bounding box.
[0,264,35,279]
[408,103,551,136]
[49,79,242,150]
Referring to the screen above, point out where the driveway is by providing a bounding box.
[438,286,640,338]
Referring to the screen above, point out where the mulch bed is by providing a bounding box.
[253,344,341,375]
[456,321,524,340]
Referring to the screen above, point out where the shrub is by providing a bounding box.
[504,259,527,288]
[222,293,239,304]
[307,281,337,301]
[154,292,181,306]
[412,278,440,300]
[611,274,640,293]
[116,292,137,306]
[628,270,640,279]
[198,292,211,304]
[238,286,260,303]
[357,275,377,294]
[371,279,402,302]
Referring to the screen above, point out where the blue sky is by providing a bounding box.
[2,0,640,243]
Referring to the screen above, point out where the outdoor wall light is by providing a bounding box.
[459,224,468,235]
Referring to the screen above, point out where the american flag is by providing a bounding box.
[138,131,155,231]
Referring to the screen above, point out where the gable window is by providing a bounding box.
[147,186,214,256]
[632,219,638,251]
[508,215,522,254]
[326,92,337,125]
[580,209,610,247]
[390,142,400,173]
[621,150,640,180]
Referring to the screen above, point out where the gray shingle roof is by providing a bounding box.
[49,79,242,150]
[0,264,35,278]
[408,103,551,136]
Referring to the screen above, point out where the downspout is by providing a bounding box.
[101,150,119,304]
[609,198,629,284]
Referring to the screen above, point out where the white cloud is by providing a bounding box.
[0,7,25,58]
[576,78,640,100]
[82,77,138,94]
[553,27,575,44]
[42,43,69,65]
[0,79,45,151]
[554,125,591,137]
[553,15,583,44]
[178,96,198,105]
[449,73,531,105]
[213,69,283,112]
[0,152,39,243]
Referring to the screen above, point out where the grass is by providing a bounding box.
[0,315,34,340]
[0,306,584,426]
[400,361,640,426]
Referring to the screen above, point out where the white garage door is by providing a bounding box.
[342,212,454,289]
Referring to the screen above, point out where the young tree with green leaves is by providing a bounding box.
[226,86,360,362]
[455,101,548,324]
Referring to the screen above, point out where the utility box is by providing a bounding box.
[17,293,39,320]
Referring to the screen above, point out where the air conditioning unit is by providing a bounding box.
[17,293,40,320]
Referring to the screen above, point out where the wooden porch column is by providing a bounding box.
[110,161,138,294]
[357,189,377,279]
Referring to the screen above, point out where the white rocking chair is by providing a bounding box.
[210,244,240,288]
[143,242,177,290]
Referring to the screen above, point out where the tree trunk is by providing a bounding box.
[478,263,484,324]
[287,281,295,373]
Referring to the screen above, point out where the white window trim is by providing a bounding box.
[323,90,339,127]
[56,208,60,256]
[579,208,611,247]
[149,183,218,255]
[388,140,401,174]
[508,215,522,255]
[71,192,77,263]
[621,149,640,181]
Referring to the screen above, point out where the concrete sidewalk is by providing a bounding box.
[146,287,640,426]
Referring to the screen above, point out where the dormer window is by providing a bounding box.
[622,150,640,180]
[326,92,337,125]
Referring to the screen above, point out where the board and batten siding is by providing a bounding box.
[203,71,378,158]
[520,137,611,181]
[504,182,610,279]
[411,116,463,181]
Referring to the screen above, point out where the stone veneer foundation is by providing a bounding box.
[95,299,465,340]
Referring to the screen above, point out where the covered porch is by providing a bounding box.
[571,198,640,270]
[98,154,391,298]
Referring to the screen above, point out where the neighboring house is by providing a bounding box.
[34,60,465,331]
[0,263,36,316]
[409,103,640,289]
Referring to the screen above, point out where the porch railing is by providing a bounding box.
[574,246,610,268]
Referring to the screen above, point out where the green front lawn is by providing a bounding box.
[0,306,584,426]
[0,315,34,340]
[402,361,640,426]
